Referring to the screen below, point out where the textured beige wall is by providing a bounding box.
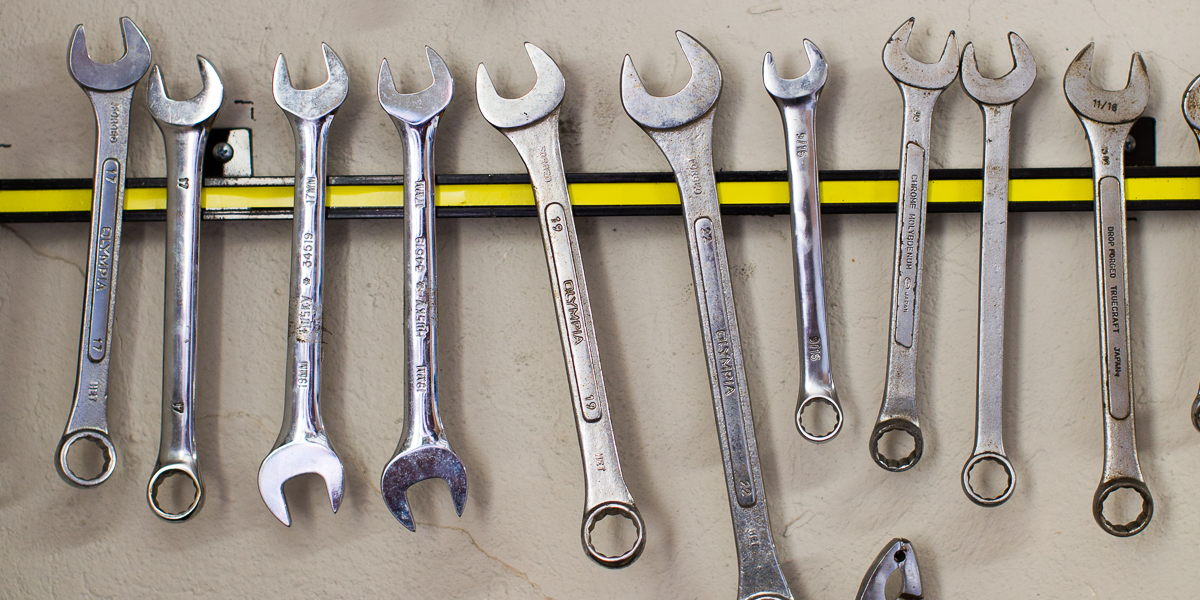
[3,0,1200,598]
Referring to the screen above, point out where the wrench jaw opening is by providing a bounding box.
[1093,476,1153,537]
[257,441,345,527]
[378,47,454,126]
[961,451,1015,507]
[67,17,152,92]
[856,538,922,600]
[1063,44,1149,125]
[147,463,204,522]
[960,34,1036,106]
[581,501,646,569]
[762,40,827,103]
[146,57,225,127]
[56,430,117,487]
[621,31,722,130]
[475,43,565,128]
[869,418,923,472]
[882,18,958,91]
[380,447,468,532]
[272,44,349,121]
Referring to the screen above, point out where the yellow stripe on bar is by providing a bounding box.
[1,177,1198,213]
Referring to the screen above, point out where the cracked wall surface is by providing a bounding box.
[2,0,1200,598]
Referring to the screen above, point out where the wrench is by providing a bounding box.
[145,56,224,521]
[57,17,151,487]
[377,47,468,533]
[871,18,958,472]
[958,34,1035,507]
[1064,43,1153,537]
[258,44,348,526]
[763,40,843,443]
[855,538,922,600]
[1181,76,1200,432]
[478,43,645,567]
[622,32,793,600]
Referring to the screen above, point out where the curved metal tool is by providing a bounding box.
[763,40,842,443]
[145,56,224,520]
[377,47,468,533]
[1182,76,1200,432]
[1063,42,1153,537]
[871,18,958,472]
[958,33,1034,507]
[479,43,644,568]
[258,44,348,526]
[624,31,793,600]
[855,538,922,600]
[58,16,151,487]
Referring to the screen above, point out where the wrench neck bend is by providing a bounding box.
[277,113,335,448]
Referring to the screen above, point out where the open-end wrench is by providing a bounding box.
[871,18,958,472]
[377,47,467,533]
[258,44,348,526]
[855,538,922,600]
[958,34,1035,507]
[145,56,224,521]
[479,43,645,567]
[1064,43,1153,537]
[57,17,151,487]
[1181,76,1200,432]
[623,32,793,600]
[763,40,842,443]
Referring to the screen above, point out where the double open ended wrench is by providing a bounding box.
[763,40,842,443]
[145,57,224,520]
[478,43,644,568]
[377,48,468,533]
[623,32,793,600]
[872,19,958,472]
[1064,43,1153,537]
[958,34,1035,507]
[58,17,151,487]
[257,44,348,526]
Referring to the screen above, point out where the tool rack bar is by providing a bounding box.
[2,166,1199,222]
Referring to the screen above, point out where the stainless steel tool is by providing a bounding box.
[622,31,793,600]
[1181,76,1200,432]
[958,33,1035,507]
[57,17,151,487]
[377,47,467,533]
[763,40,842,443]
[258,44,348,526]
[855,538,922,600]
[1063,43,1153,537]
[871,18,959,472]
[145,56,224,521]
[479,43,644,568]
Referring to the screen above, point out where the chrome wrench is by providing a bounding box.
[258,44,348,526]
[1181,76,1200,432]
[478,43,645,568]
[145,56,224,520]
[872,19,958,472]
[1063,43,1153,537]
[763,40,842,443]
[57,17,151,487]
[377,47,468,532]
[958,33,1035,506]
[622,32,792,600]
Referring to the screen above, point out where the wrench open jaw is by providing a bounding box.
[379,47,453,125]
[882,18,958,90]
[146,57,224,127]
[477,43,564,127]
[272,44,349,121]
[68,17,151,91]
[763,40,827,100]
[1064,44,1148,125]
[855,538,922,600]
[960,34,1035,106]
[621,31,721,130]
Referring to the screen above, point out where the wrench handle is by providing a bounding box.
[58,87,137,487]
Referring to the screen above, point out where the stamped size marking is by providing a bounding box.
[546,203,601,423]
[413,179,426,208]
[1093,98,1120,113]
[595,451,606,471]
[177,177,189,189]
[895,143,925,348]
[303,177,317,204]
[808,335,822,362]
[794,132,808,157]
[297,360,310,388]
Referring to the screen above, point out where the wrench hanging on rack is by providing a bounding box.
[623,31,793,600]
[145,56,224,520]
[57,17,151,487]
[1181,76,1200,432]
[478,43,645,568]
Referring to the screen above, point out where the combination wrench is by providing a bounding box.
[1063,43,1153,537]
[377,48,468,532]
[58,17,151,487]
[1181,76,1200,432]
[855,538,922,600]
[478,43,645,567]
[872,19,958,472]
[258,44,348,526]
[763,40,843,443]
[958,34,1035,507]
[145,56,224,520]
[622,32,793,600]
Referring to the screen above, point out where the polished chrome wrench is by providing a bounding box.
[145,56,224,521]
[1181,76,1200,432]
[623,32,793,600]
[377,47,468,533]
[763,40,842,443]
[57,17,151,487]
[1064,43,1153,537]
[479,43,645,568]
[872,19,958,472]
[258,44,348,526]
[958,34,1035,507]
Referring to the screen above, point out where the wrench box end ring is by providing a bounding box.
[869,418,923,472]
[56,430,116,487]
[796,394,842,443]
[961,451,1015,507]
[1093,476,1153,537]
[147,464,203,522]
[582,501,646,569]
